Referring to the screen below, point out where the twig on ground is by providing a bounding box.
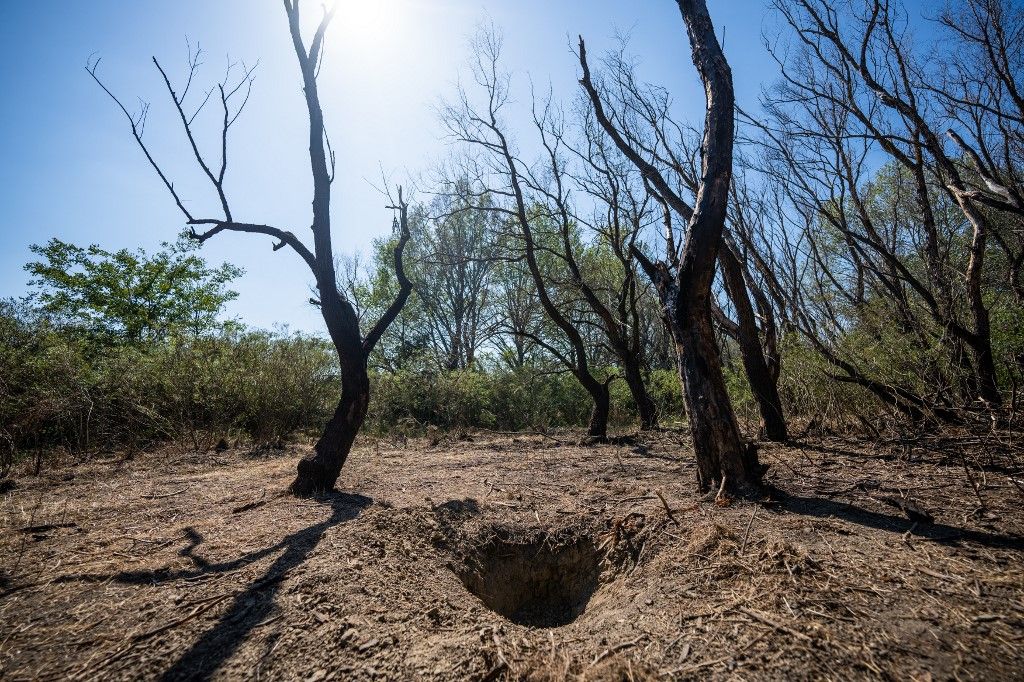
[740,507,757,554]
[591,634,646,665]
[654,489,679,525]
[140,486,191,499]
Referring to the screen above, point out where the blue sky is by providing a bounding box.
[0,1,935,333]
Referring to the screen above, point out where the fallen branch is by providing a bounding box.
[18,522,77,534]
[654,489,679,525]
[740,507,757,554]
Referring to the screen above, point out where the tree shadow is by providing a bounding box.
[179,527,210,569]
[628,442,683,463]
[780,493,1024,552]
[152,491,371,681]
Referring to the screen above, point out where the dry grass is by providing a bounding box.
[0,429,1022,680]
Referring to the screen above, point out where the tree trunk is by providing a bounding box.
[969,308,1001,406]
[672,295,762,495]
[719,244,788,441]
[586,380,611,440]
[291,346,369,496]
[290,309,370,493]
[622,358,658,430]
[579,0,762,496]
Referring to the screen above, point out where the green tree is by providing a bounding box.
[25,235,242,342]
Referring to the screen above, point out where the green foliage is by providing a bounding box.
[363,366,687,434]
[365,369,590,433]
[25,235,242,342]
[0,298,337,470]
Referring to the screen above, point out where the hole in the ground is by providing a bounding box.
[456,535,600,627]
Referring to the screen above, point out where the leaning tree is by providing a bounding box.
[580,0,764,496]
[88,0,412,495]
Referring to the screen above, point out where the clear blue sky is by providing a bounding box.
[0,1,936,333]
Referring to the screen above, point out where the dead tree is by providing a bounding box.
[532,96,661,430]
[580,0,764,496]
[442,30,613,439]
[583,38,788,441]
[88,1,412,495]
[937,0,1024,302]
[768,0,1005,407]
[717,237,788,441]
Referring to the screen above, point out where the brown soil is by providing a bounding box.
[1,430,1022,681]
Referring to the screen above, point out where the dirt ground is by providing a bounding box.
[1,429,1022,681]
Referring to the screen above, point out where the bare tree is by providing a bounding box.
[564,105,664,429]
[580,0,764,496]
[581,38,788,440]
[760,0,1017,410]
[88,1,413,495]
[441,30,615,439]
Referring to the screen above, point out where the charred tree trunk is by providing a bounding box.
[586,380,612,439]
[580,0,763,496]
[293,334,370,495]
[719,244,788,441]
[622,357,658,430]
[665,0,763,495]
[672,293,760,492]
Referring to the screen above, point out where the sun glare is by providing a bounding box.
[334,0,413,60]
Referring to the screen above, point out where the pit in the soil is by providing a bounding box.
[457,536,600,627]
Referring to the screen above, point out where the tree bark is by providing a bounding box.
[292,348,370,495]
[622,356,658,430]
[719,243,788,441]
[586,380,611,439]
[672,293,761,493]
[669,0,763,496]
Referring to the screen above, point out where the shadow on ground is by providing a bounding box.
[153,491,370,681]
[781,494,1024,552]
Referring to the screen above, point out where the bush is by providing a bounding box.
[0,300,339,471]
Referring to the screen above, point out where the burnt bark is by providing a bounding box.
[581,0,764,496]
[622,356,658,430]
[292,325,369,496]
[672,292,760,491]
[719,243,787,441]
[587,381,612,439]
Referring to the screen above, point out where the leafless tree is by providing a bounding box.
[580,0,765,496]
[441,30,615,439]
[579,37,788,440]
[88,1,413,495]
[757,0,1020,411]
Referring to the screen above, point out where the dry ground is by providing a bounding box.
[1,430,1022,681]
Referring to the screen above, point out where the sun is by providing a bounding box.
[333,0,413,59]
